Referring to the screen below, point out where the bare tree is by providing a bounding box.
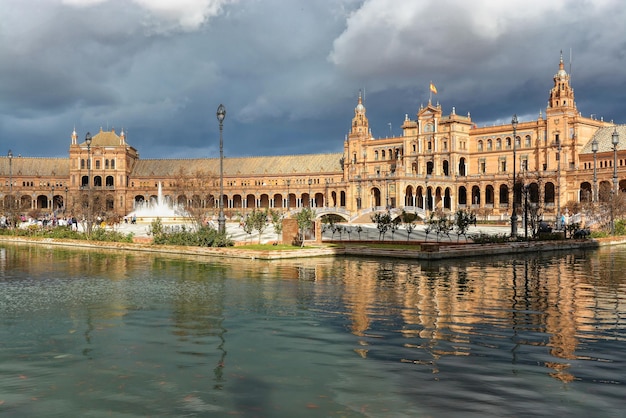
[172,167,217,229]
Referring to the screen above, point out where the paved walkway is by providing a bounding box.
[109,221,513,244]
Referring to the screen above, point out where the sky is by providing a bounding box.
[1,0,626,160]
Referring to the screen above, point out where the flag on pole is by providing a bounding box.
[429,82,438,95]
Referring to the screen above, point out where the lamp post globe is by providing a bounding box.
[510,114,518,239]
[216,104,226,234]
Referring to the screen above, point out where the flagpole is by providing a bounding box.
[429,81,432,103]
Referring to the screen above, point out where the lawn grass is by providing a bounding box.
[236,244,313,251]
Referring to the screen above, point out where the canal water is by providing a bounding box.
[0,243,624,417]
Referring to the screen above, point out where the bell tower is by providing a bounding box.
[547,52,576,113]
[348,91,370,140]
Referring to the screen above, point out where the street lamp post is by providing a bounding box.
[612,127,619,193]
[385,173,390,209]
[308,179,312,207]
[216,104,226,234]
[64,186,68,214]
[286,179,290,211]
[7,149,13,228]
[592,137,598,203]
[51,185,55,215]
[611,127,619,235]
[85,132,92,235]
[555,134,562,231]
[511,114,518,239]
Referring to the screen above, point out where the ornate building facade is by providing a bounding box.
[1,56,624,225]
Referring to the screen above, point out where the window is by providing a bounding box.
[521,158,528,171]
[500,160,507,172]
[478,140,483,151]
[525,135,531,148]
[111,159,115,169]
[374,151,379,160]
[479,159,486,174]
[95,160,101,169]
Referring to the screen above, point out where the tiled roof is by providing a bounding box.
[131,153,344,177]
[0,157,70,177]
[581,125,626,153]
[80,128,125,147]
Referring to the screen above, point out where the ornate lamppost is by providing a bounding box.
[85,132,92,235]
[611,127,619,235]
[308,178,312,207]
[591,137,598,203]
[7,149,13,228]
[216,104,226,234]
[511,114,518,239]
[286,179,290,211]
[51,185,55,215]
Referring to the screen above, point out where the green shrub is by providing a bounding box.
[470,232,509,244]
[148,219,233,247]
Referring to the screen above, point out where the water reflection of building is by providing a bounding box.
[1,55,623,225]
[307,255,622,382]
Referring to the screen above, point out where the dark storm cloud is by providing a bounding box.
[1,0,626,159]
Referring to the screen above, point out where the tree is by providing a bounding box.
[371,211,392,241]
[173,167,217,229]
[295,207,316,247]
[454,209,476,242]
[270,209,283,243]
[434,211,453,242]
[400,210,418,242]
[243,208,269,244]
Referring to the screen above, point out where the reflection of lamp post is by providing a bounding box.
[216,104,226,234]
[286,179,290,211]
[611,127,619,235]
[85,132,92,235]
[592,137,598,203]
[511,115,518,239]
[356,184,361,210]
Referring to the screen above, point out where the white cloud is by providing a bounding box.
[63,0,236,31]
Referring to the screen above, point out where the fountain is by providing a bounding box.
[126,182,190,224]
